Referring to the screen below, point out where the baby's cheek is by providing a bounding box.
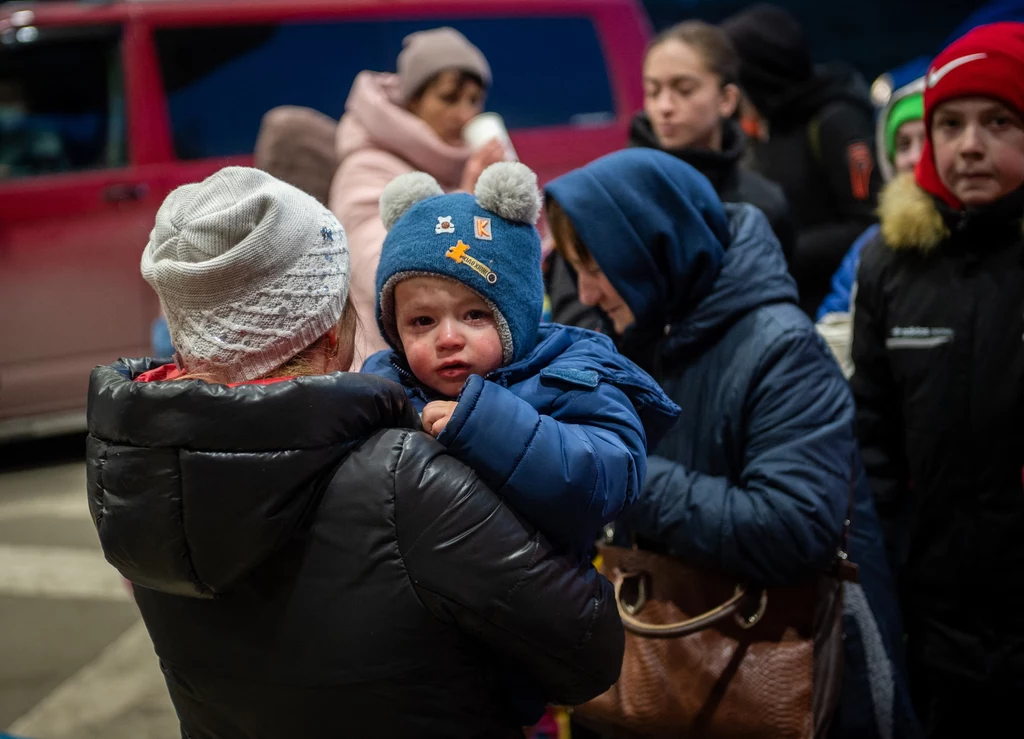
[403,341,433,380]
[476,326,505,372]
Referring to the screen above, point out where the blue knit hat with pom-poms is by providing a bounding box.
[375,162,544,364]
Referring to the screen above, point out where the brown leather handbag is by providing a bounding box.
[571,544,858,739]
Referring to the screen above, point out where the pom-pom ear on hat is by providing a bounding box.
[475,162,542,225]
[375,162,545,367]
[380,172,444,231]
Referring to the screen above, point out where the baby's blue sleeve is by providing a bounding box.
[438,374,646,553]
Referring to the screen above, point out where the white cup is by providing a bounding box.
[463,112,518,161]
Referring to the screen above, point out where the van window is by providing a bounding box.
[154,17,616,161]
[0,25,125,179]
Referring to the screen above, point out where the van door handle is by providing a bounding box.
[103,183,149,203]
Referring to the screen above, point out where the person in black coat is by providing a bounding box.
[722,3,882,317]
[86,166,624,739]
[547,20,795,331]
[851,23,1024,736]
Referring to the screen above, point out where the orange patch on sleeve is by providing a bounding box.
[847,142,874,201]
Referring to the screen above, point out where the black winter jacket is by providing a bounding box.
[851,175,1024,682]
[547,116,796,332]
[86,359,624,739]
[748,64,882,317]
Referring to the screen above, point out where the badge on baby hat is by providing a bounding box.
[474,216,492,241]
[446,240,498,284]
[435,216,455,234]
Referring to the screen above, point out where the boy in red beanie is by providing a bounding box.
[851,22,1024,737]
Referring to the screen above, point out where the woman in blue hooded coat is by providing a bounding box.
[544,148,918,739]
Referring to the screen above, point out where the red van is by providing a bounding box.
[0,0,649,441]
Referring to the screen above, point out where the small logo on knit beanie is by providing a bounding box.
[446,240,498,284]
[474,216,492,241]
[927,53,987,88]
[435,216,455,234]
[321,226,334,242]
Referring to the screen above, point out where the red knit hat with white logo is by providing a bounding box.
[915,22,1024,208]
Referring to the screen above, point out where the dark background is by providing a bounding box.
[641,0,990,83]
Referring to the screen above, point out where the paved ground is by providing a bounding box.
[0,434,179,739]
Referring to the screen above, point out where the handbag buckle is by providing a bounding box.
[618,572,648,616]
[734,586,768,629]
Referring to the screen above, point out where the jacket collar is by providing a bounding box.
[628,114,746,192]
[88,358,420,596]
[90,357,418,453]
[879,173,1024,253]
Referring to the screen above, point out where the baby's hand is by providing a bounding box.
[422,401,458,438]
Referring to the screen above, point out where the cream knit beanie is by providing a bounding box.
[141,166,350,383]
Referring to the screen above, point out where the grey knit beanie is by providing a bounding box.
[397,27,491,103]
[141,166,350,383]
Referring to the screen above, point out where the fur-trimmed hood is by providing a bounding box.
[877,173,951,253]
[879,173,1024,253]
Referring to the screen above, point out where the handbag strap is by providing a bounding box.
[605,457,863,639]
[612,573,767,638]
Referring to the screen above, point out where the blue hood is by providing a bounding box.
[665,204,798,354]
[545,149,795,351]
[544,149,730,329]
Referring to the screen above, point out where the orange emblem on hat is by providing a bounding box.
[446,240,470,263]
[446,240,497,284]
[474,216,492,241]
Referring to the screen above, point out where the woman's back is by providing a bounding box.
[87,361,623,739]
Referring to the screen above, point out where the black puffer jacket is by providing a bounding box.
[547,116,796,332]
[746,65,882,317]
[86,359,624,739]
[852,175,1024,682]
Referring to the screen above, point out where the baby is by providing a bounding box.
[362,162,680,556]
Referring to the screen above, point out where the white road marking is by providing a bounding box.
[0,494,90,522]
[0,464,89,522]
[7,620,171,738]
[0,544,129,601]
[0,460,178,738]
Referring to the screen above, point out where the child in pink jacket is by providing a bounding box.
[329,27,505,368]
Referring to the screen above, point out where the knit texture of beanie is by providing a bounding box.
[721,3,813,119]
[141,166,350,383]
[397,27,491,103]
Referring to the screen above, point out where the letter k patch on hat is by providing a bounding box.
[474,216,492,241]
